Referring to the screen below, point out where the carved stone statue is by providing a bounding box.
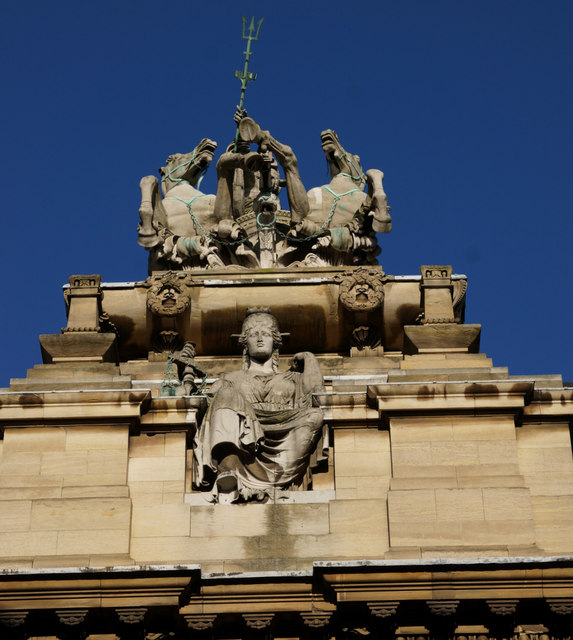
[138,113,392,271]
[237,117,391,267]
[193,308,327,502]
[295,129,392,266]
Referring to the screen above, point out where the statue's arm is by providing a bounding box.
[138,175,161,248]
[290,351,324,395]
[363,169,392,233]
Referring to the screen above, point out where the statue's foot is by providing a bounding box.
[216,471,238,494]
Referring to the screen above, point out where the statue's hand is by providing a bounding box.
[290,352,324,394]
[289,352,311,372]
[234,106,248,125]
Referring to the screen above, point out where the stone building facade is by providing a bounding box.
[1,117,573,640]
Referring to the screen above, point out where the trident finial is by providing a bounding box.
[234,16,264,113]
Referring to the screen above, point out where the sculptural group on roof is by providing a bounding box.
[137,109,392,271]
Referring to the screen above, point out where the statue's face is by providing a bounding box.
[244,319,275,360]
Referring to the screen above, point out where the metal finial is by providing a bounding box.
[234,16,264,112]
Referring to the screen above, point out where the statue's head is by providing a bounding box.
[159,138,217,187]
[238,308,282,371]
[320,130,365,185]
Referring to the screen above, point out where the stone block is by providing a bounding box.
[390,419,453,443]
[387,489,437,522]
[190,503,329,538]
[390,477,457,490]
[66,426,129,451]
[4,427,66,452]
[128,481,164,504]
[329,498,387,534]
[41,451,88,476]
[457,475,525,489]
[165,432,186,456]
[435,488,484,521]
[334,430,356,452]
[62,486,129,498]
[162,492,185,504]
[0,475,62,488]
[334,450,391,477]
[452,417,516,441]
[87,449,128,475]
[57,529,130,555]
[0,451,42,476]
[132,503,191,537]
[457,463,521,477]
[532,495,573,525]
[534,525,573,554]
[62,473,128,487]
[391,443,431,466]
[525,471,573,496]
[353,429,389,451]
[33,555,91,568]
[292,531,389,558]
[0,500,32,531]
[30,497,131,531]
[517,424,571,448]
[127,456,186,483]
[0,486,62,500]
[430,442,480,465]
[129,434,166,458]
[130,534,246,563]
[477,441,519,465]
[393,464,457,478]
[389,520,462,547]
[482,488,533,521]
[0,530,58,556]
[460,519,535,546]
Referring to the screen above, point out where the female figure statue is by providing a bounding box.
[193,308,326,502]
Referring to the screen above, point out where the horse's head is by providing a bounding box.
[320,130,365,185]
[159,138,218,188]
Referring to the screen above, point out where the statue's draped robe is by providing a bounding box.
[194,368,326,498]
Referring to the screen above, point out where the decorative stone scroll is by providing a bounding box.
[193,308,327,503]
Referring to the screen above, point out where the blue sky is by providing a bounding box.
[1,1,572,386]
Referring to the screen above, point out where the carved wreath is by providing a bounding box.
[145,272,192,317]
[335,267,385,312]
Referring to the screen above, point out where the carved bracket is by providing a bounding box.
[243,613,274,631]
[301,612,332,628]
[183,613,217,631]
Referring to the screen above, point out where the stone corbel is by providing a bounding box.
[487,599,519,639]
[243,613,274,631]
[546,598,573,638]
[301,611,332,629]
[116,607,147,640]
[0,611,28,631]
[56,609,88,640]
[367,602,399,635]
[183,613,217,632]
[427,599,459,639]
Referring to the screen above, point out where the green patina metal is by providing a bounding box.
[234,16,264,149]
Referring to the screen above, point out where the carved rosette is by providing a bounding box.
[146,272,193,317]
[335,267,385,312]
